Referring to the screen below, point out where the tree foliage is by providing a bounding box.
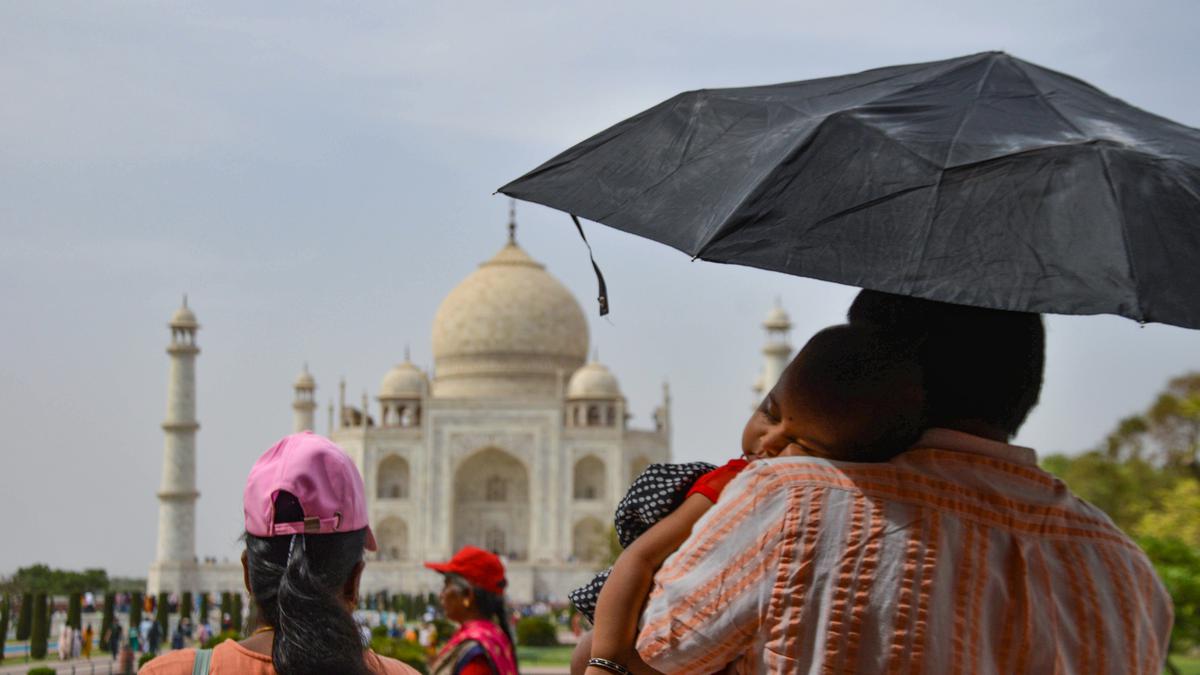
[11,564,109,595]
[67,592,82,630]
[129,592,143,629]
[1043,371,1200,654]
[156,592,170,633]
[29,593,48,659]
[1105,372,1200,478]
[100,591,116,654]
[16,594,32,641]
[1138,536,1200,651]
[0,593,10,663]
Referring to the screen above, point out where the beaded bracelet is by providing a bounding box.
[588,657,634,675]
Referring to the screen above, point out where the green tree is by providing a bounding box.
[180,591,193,622]
[16,594,32,640]
[1040,451,1175,533]
[1138,536,1200,670]
[100,591,116,654]
[130,592,144,629]
[0,593,10,663]
[67,592,82,630]
[1106,372,1200,479]
[29,593,48,659]
[199,593,209,625]
[1138,479,1200,549]
[219,592,232,624]
[156,592,170,633]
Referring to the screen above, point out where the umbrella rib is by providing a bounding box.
[1009,60,1087,138]
[691,111,944,259]
[1096,147,1147,323]
[905,57,1000,294]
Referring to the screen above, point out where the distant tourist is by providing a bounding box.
[58,623,73,660]
[82,623,94,659]
[106,621,123,659]
[425,546,518,675]
[147,618,161,654]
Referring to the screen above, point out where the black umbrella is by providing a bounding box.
[499,51,1200,328]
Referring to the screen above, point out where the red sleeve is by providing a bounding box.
[457,655,493,675]
[685,458,750,502]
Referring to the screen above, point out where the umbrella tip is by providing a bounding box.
[508,198,518,244]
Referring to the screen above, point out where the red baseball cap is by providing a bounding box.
[425,546,507,595]
[244,432,377,551]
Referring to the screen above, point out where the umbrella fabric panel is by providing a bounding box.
[698,135,1147,321]
[1107,150,1200,327]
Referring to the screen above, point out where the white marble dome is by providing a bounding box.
[170,303,198,328]
[294,367,316,389]
[432,239,588,398]
[380,361,427,399]
[567,361,621,400]
[763,304,791,331]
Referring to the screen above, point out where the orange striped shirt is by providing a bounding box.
[635,429,1174,674]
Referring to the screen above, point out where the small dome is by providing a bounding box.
[380,361,427,399]
[763,304,791,331]
[170,300,198,328]
[294,367,315,390]
[567,362,621,400]
[432,239,588,399]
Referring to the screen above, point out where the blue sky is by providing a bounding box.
[2,0,1197,575]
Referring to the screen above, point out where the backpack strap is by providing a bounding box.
[192,648,214,675]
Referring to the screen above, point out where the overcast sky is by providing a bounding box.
[2,0,1198,577]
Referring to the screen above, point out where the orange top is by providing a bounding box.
[138,639,419,675]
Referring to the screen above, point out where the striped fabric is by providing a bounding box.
[635,429,1174,674]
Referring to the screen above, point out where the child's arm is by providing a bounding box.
[585,493,715,675]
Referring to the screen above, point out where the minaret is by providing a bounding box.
[760,300,793,394]
[150,296,201,593]
[292,365,317,432]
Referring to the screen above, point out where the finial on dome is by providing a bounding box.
[182,293,188,308]
[405,344,411,362]
[507,198,517,245]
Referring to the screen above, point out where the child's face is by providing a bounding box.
[741,365,840,461]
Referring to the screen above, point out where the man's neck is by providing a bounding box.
[938,419,1010,443]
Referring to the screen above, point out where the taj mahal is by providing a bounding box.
[146,213,792,604]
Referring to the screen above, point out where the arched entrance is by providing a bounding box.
[376,517,409,561]
[573,455,606,500]
[572,517,608,563]
[454,448,530,560]
[377,455,410,500]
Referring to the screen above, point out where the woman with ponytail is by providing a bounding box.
[141,432,418,675]
[425,547,518,675]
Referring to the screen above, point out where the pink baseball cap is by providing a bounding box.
[243,431,377,551]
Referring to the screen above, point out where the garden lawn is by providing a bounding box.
[518,645,574,666]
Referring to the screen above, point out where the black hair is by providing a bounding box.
[847,290,1045,439]
[443,573,518,667]
[781,323,925,462]
[244,491,371,675]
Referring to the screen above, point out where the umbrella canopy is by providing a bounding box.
[500,51,1200,328]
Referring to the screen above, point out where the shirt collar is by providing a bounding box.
[915,427,1039,466]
